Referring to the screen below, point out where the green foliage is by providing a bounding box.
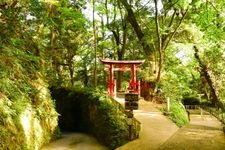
[0,1,60,147]
[159,44,199,127]
[173,0,192,9]
[93,96,128,149]
[182,96,200,105]
[58,7,86,27]
[0,125,26,150]
[160,42,201,99]
[168,101,189,127]
[0,44,58,149]
[160,68,195,102]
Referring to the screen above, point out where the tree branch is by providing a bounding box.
[154,0,163,82]
[163,9,188,50]
[119,0,153,56]
[193,46,221,107]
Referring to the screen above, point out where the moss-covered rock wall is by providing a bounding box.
[51,87,129,150]
[0,48,59,149]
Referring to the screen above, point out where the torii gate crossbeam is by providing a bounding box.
[101,59,144,97]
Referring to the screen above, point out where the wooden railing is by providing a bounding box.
[185,105,200,110]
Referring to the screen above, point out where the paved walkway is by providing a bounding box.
[115,98,179,150]
[116,98,225,150]
[41,97,225,150]
[41,98,178,150]
[41,133,108,150]
[159,114,225,150]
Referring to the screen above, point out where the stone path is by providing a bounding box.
[116,98,179,150]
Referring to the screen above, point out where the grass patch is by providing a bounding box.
[168,101,189,127]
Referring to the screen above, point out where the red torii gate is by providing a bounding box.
[101,59,144,97]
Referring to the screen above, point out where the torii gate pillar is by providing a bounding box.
[130,64,137,92]
[108,64,114,96]
[101,59,144,97]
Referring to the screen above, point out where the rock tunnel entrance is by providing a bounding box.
[50,87,87,132]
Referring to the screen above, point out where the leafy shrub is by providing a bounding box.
[93,95,128,149]
[168,101,189,127]
[200,99,214,107]
[182,96,200,105]
[159,68,193,127]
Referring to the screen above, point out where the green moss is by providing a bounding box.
[0,47,59,149]
[0,126,26,150]
[93,96,128,149]
[51,87,129,150]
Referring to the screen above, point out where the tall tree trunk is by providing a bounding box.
[119,0,156,99]
[100,15,107,89]
[109,1,128,91]
[117,20,127,91]
[48,4,62,85]
[68,60,74,86]
[50,27,61,82]
[83,63,89,86]
[93,0,97,88]
[193,46,220,107]
[154,0,162,83]
[120,0,189,100]
[119,0,154,57]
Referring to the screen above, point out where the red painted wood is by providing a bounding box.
[104,67,141,72]
[101,59,144,65]
[101,59,144,96]
[131,64,137,92]
[138,80,141,96]
[109,64,114,96]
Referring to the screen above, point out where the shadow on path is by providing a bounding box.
[159,114,225,150]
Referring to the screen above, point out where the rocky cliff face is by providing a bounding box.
[0,48,59,150]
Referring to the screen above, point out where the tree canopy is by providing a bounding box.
[1,0,225,106]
